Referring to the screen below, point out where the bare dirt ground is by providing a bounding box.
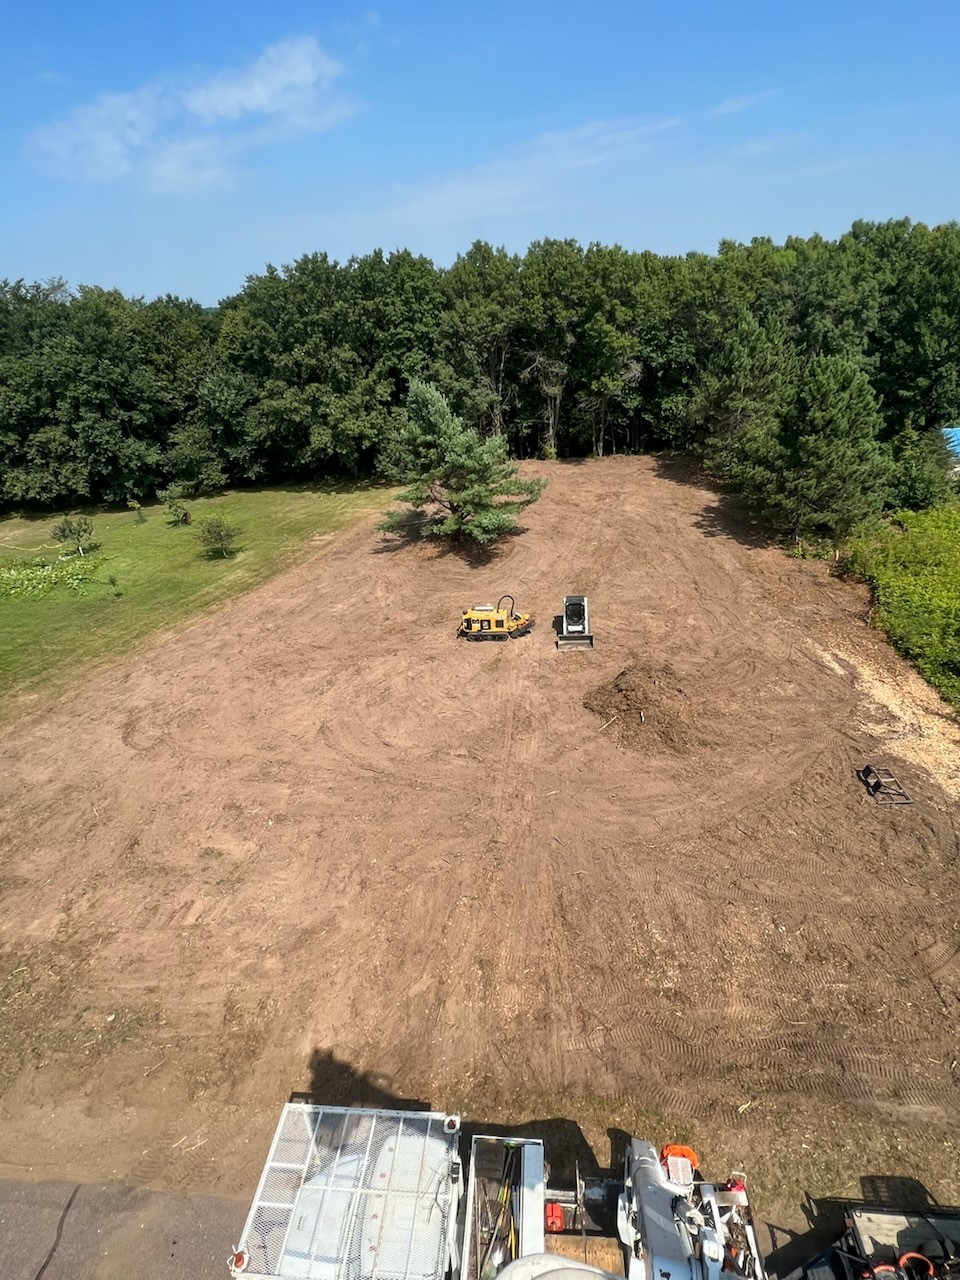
[1,457,958,1260]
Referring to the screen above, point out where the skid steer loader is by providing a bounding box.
[556,595,594,649]
[459,595,534,641]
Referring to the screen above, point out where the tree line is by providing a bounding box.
[2,218,958,544]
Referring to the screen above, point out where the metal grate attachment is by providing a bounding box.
[232,1106,461,1280]
[856,764,913,805]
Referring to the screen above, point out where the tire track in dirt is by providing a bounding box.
[0,457,957,1192]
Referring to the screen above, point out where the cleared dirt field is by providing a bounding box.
[1,457,958,1249]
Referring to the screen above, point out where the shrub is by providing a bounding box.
[194,515,242,558]
[51,515,94,556]
[846,506,960,708]
[158,484,190,525]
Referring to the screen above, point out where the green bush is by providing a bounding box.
[194,515,242,558]
[846,505,960,708]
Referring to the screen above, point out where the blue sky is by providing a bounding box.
[3,0,960,303]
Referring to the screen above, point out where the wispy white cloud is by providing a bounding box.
[30,36,354,194]
[732,131,808,158]
[145,136,234,194]
[389,116,683,225]
[181,39,341,125]
[383,101,777,232]
[711,91,776,116]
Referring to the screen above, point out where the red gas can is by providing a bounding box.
[545,1202,565,1233]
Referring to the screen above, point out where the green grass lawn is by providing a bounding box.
[0,483,385,715]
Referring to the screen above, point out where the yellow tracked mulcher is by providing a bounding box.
[458,594,534,641]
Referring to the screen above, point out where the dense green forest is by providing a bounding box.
[2,218,958,545]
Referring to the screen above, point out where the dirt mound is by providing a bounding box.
[583,660,714,752]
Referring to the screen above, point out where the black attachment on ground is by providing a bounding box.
[856,764,914,805]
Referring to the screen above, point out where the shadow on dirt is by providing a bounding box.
[765,1176,951,1279]
[765,1193,848,1280]
[292,1049,431,1111]
[651,453,771,550]
[372,516,528,567]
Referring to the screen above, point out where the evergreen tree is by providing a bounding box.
[699,309,794,477]
[776,356,893,544]
[714,353,892,545]
[51,514,94,555]
[380,381,545,545]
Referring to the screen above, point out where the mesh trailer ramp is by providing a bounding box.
[230,1105,463,1280]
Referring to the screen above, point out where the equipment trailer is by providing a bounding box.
[787,1203,960,1280]
[230,1105,768,1280]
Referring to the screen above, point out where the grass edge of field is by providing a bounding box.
[0,483,391,723]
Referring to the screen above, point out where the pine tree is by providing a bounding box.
[776,356,893,544]
[700,310,794,481]
[380,380,545,545]
[51,514,94,556]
